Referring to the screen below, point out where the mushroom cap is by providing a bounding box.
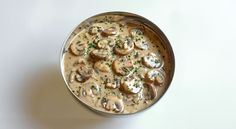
[112,58,134,76]
[102,27,117,37]
[70,42,87,56]
[90,49,110,60]
[120,76,143,94]
[88,25,103,35]
[94,61,110,73]
[74,64,93,82]
[114,37,134,55]
[145,69,165,85]
[80,81,100,98]
[130,28,144,37]
[101,95,124,113]
[142,53,163,68]
[133,37,149,50]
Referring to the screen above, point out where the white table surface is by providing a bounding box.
[0,0,236,129]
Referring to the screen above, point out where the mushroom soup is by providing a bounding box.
[61,12,175,114]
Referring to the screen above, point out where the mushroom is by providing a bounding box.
[113,58,134,76]
[80,81,100,98]
[101,95,124,113]
[97,39,115,49]
[74,64,93,82]
[77,58,86,64]
[120,76,143,94]
[70,41,87,56]
[90,49,110,60]
[101,27,117,37]
[143,83,158,100]
[136,67,148,79]
[69,71,76,83]
[94,61,110,73]
[106,83,117,89]
[142,53,163,68]
[114,37,134,55]
[123,92,143,105]
[130,28,143,37]
[145,69,165,87]
[105,78,120,89]
[88,25,103,35]
[133,38,149,50]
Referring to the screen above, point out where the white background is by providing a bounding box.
[0,0,236,129]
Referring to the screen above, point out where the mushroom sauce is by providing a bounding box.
[62,14,173,114]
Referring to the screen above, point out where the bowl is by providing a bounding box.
[60,11,175,115]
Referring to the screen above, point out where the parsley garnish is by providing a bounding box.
[88,42,96,48]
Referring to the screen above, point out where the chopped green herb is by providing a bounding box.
[134,67,139,73]
[88,42,96,48]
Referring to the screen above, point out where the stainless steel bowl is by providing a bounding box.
[60,11,175,115]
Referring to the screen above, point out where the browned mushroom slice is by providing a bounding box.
[145,69,165,85]
[80,82,100,98]
[88,26,103,35]
[97,39,115,49]
[136,67,148,79]
[143,83,158,100]
[75,74,84,82]
[101,27,117,37]
[94,61,110,73]
[123,92,143,105]
[105,78,120,89]
[70,41,87,56]
[154,69,165,85]
[142,53,163,68]
[114,37,134,55]
[113,58,134,76]
[101,95,124,113]
[75,65,93,82]
[90,49,110,60]
[130,28,143,37]
[69,71,76,83]
[133,37,149,50]
[120,76,143,94]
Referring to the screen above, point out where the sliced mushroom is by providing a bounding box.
[102,27,117,37]
[69,71,76,83]
[143,83,158,100]
[123,92,143,105]
[120,76,143,94]
[136,67,148,79]
[94,61,110,73]
[113,58,134,76]
[70,41,87,56]
[146,69,156,83]
[75,74,84,82]
[101,95,124,113]
[80,81,100,98]
[145,69,164,84]
[90,49,110,60]
[105,78,120,89]
[130,28,143,37]
[97,39,115,49]
[154,69,165,85]
[114,37,134,55]
[142,53,163,68]
[97,39,109,49]
[133,38,149,50]
[88,26,103,35]
[74,64,93,82]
